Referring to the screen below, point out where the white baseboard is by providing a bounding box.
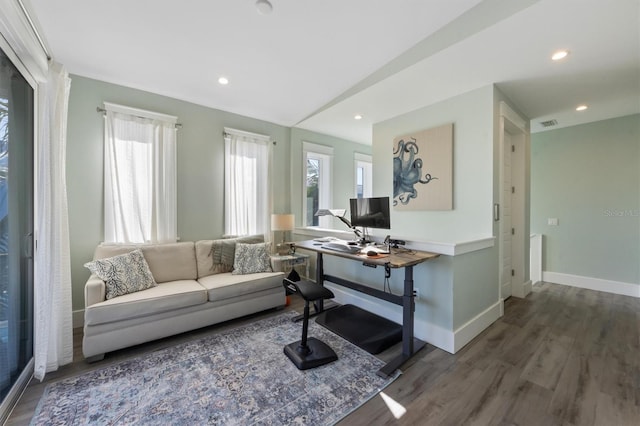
[326,284,456,353]
[73,309,84,328]
[512,279,532,298]
[326,285,501,355]
[453,300,501,353]
[418,320,455,354]
[542,271,640,298]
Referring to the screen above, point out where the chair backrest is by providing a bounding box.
[282,269,300,295]
[283,278,298,295]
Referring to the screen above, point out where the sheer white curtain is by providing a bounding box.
[33,62,73,380]
[224,128,272,237]
[104,103,177,243]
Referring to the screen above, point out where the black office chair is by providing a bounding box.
[283,277,338,370]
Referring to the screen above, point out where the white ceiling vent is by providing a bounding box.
[539,119,558,128]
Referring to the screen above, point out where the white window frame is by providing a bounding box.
[354,152,372,198]
[302,142,333,228]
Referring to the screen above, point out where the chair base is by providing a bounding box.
[284,337,338,370]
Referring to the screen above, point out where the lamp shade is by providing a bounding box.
[271,214,295,231]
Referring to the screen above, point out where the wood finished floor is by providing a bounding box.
[6,282,640,425]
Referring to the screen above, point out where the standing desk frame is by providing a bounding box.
[295,240,439,378]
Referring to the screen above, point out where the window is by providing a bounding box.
[224,128,271,236]
[303,142,333,227]
[354,153,372,198]
[103,103,178,243]
[0,45,34,406]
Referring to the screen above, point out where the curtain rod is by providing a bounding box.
[16,0,51,61]
[97,107,183,129]
[223,131,276,145]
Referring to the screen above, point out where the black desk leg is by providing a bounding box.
[402,266,415,356]
[377,265,427,378]
[314,252,324,312]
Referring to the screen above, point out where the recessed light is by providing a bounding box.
[354,114,363,120]
[218,77,229,85]
[576,105,588,111]
[256,0,273,14]
[551,50,569,61]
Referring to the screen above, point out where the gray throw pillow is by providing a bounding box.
[232,242,273,275]
[84,249,157,299]
[209,235,264,274]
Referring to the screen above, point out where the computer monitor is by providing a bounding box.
[349,196,391,230]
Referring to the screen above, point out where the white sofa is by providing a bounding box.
[83,239,285,361]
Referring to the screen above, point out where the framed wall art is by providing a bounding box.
[393,123,453,211]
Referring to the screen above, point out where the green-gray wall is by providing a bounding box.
[67,75,291,311]
[374,85,496,243]
[374,85,500,335]
[531,114,640,286]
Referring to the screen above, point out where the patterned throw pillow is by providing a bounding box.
[232,242,273,275]
[84,249,157,299]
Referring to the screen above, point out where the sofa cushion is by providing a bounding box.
[94,242,197,283]
[198,272,283,302]
[140,242,197,282]
[195,235,263,278]
[84,249,157,300]
[85,280,208,326]
[232,242,273,275]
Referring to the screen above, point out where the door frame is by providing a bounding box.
[498,102,531,304]
[0,10,41,423]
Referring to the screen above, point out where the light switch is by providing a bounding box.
[548,218,559,226]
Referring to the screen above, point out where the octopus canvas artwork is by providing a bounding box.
[393,123,453,211]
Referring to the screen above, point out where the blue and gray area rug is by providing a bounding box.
[32,311,399,425]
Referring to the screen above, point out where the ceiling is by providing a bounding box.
[28,0,640,144]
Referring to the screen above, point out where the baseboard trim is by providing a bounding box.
[326,284,456,354]
[453,300,501,353]
[73,309,84,328]
[512,279,533,298]
[542,271,640,298]
[327,285,501,354]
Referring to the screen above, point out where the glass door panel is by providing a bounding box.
[0,47,34,404]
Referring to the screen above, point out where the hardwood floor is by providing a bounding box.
[6,282,640,425]
[338,283,640,426]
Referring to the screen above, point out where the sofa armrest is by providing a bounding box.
[85,274,106,307]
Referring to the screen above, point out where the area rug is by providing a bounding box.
[31,311,399,425]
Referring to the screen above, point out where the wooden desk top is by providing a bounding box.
[294,240,439,269]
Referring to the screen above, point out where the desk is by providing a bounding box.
[295,240,439,378]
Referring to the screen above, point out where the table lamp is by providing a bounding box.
[271,214,295,255]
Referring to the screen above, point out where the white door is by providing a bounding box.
[501,131,513,299]
[499,101,530,301]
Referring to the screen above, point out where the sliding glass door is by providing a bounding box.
[0,46,34,404]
